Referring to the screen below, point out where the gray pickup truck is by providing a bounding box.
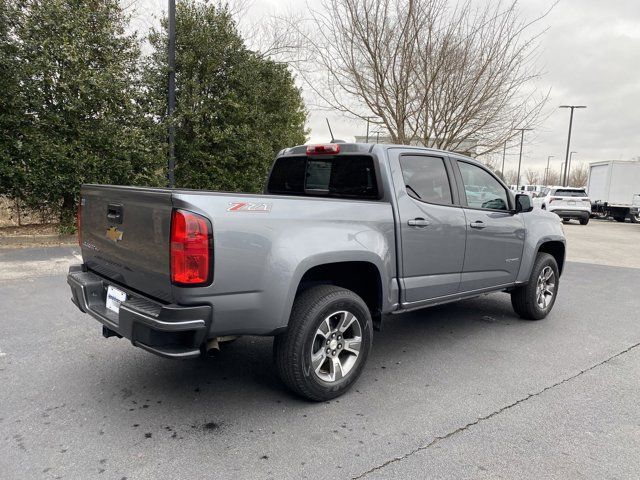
[68,143,566,400]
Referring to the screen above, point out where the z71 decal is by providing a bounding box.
[227,202,272,213]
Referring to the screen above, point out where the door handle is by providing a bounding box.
[107,204,123,224]
[408,218,430,227]
[469,220,486,229]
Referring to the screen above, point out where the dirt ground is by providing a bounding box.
[0,197,56,229]
[0,224,59,237]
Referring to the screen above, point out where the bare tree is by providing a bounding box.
[239,5,310,65]
[569,162,588,187]
[504,169,519,185]
[482,157,503,178]
[544,169,561,186]
[525,168,541,185]
[296,0,551,154]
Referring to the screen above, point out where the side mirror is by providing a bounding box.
[515,193,533,213]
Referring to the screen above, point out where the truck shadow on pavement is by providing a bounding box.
[91,291,527,415]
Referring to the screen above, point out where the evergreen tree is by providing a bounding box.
[15,0,163,230]
[0,0,26,205]
[144,1,307,193]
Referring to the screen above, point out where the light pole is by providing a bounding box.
[560,105,586,186]
[515,128,532,188]
[545,155,554,185]
[365,116,375,143]
[167,0,176,188]
[501,141,507,178]
[567,151,577,186]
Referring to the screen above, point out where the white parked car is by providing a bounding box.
[517,185,546,198]
[534,186,591,225]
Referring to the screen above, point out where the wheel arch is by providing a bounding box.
[294,261,384,329]
[537,241,565,275]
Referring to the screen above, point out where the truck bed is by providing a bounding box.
[79,184,396,334]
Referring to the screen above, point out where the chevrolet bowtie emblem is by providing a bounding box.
[106,226,123,242]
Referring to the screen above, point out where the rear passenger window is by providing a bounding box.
[458,161,509,211]
[399,156,453,205]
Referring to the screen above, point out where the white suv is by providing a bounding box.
[535,187,592,225]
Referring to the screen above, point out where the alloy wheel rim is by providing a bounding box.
[536,266,556,309]
[310,310,362,383]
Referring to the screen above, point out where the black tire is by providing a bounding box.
[511,253,559,320]
[630,213,640,224]
[273,285,373,401]
[562,218,570,223]
[614,216,626,223]
[579,217,589,225]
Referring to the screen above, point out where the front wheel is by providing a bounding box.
[511,253,559,320]
[274,285,373,401]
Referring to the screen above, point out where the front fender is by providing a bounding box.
[515,210,566,284]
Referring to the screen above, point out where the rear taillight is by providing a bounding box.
[306,143,340,155]
[582,198,590,202]
[77,201,82,246]
[170,209,212,286]
[549,197,558,203]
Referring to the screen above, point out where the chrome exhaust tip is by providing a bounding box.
[205,338,220,357]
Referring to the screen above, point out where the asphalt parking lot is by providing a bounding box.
[1,219,639,479]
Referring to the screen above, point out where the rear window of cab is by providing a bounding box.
[267,155,379,199]
[553,189,587,197]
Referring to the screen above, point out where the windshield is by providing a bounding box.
[554,189,587,197]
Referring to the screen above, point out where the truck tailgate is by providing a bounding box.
[80,185,174,302]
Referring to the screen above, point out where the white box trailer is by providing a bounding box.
[588,160,640,223]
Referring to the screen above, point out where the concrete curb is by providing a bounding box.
[0,234,77,247]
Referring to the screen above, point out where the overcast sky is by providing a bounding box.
[133,0,640,171]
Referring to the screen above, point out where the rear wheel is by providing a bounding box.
[579,217,589,225]
[630,213,640,224]
[614,216,626,223]
[274,285,373,401]
[562,218,570,223]
[511,253,559,320]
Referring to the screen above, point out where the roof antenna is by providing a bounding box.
[326,118,335,142]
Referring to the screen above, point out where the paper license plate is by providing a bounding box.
[106,285,127,314]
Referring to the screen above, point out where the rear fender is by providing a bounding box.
[280,251,395,329]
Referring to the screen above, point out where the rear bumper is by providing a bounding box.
[549,209,590,220]
[67,265,211,359]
